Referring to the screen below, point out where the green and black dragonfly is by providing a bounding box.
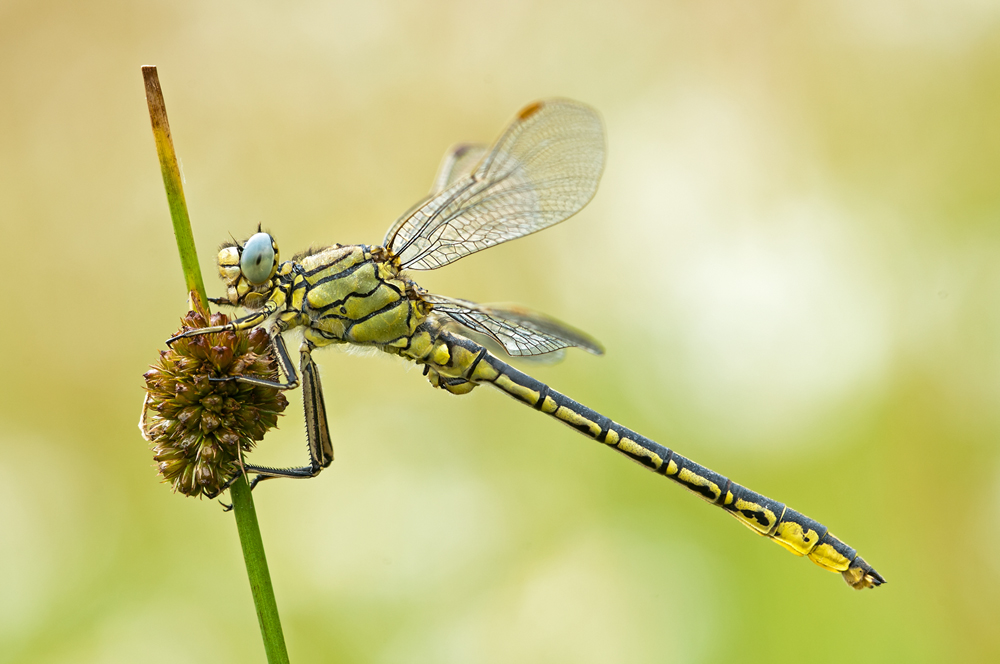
[165,99,885,589]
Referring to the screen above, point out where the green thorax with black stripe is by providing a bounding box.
[276,243,431,350]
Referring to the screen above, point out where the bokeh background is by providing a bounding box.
[2,1,999,662]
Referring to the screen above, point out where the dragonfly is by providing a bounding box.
[167,99,885,590]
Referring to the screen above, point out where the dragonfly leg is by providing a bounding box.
[166,302,278,344]
[209,329,300,390]
[235,341,334,488]
[207,460,319,510]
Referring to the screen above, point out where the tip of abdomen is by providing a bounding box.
[842,557,887,590]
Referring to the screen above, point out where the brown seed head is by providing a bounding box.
[140,311,288,497]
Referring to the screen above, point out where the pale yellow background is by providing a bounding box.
[2,1,998,662]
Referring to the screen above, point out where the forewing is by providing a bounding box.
[425,294,604,357]
[386,99,605,270]
[383,144,488,247]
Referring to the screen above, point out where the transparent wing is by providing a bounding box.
[430,143,488,196]
[384,99,605,270]
[424,294,603,357]
[383,144,488,246]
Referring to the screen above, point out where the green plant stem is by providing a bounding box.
[142,65,207,309]
[142,65,290,664]
[230,474,289,661]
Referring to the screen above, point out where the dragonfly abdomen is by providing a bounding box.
[425,329,885,590]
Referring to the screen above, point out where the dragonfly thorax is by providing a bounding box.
[295,243,432,350]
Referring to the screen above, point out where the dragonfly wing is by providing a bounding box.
[434,318,570,365]
[386,99,605,270]
[431,143,488,196]
[425,294,604,357]
[383,144,489,247]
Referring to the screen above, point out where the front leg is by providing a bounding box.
[204,306,310,390]
[166,301,279,344]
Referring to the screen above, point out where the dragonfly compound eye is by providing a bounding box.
[240,232,277,285]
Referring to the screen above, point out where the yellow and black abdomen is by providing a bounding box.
[298,245,426,349]
[415,328,885,590]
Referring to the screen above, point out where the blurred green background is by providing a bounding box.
[2,1,999,662]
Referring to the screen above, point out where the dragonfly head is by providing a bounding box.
[216,232,280,307]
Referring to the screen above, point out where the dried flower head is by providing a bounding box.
[140,310,288,497]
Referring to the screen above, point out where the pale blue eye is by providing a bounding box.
[240,233,275,285]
